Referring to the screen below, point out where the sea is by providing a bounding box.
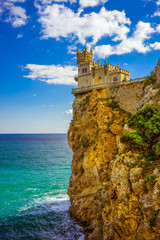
[0,134,84,240]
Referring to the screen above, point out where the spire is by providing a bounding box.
[105,57,107,65]
[84,42,87,52]
[118,62,120,68]
[77,44,79,54]
[90,46,93,54]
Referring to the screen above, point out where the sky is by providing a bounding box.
[0,0,160,133]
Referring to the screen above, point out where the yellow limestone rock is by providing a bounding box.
[67,89,160,240]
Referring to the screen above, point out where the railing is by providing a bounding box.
[72,77,145,94]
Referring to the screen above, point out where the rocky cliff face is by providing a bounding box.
[68,87,160,240]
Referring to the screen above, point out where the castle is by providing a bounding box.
[75,44,130,88]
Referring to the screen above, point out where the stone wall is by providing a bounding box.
[100,81,144,114]
[112,81,144,113]
[78,73,93,88]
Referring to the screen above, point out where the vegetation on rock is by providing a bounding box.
[121,104,160,156]
[143,72,157,90]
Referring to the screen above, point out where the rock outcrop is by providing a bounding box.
[67,87,160,240]
[153,58,160,84]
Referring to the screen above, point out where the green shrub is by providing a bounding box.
[149,210,158,228]
[121,104,160,155]
[143,72,157,91]
[145,175,157,187]
[120,132,147,150]
[126,194,130,200]
[152,138,160,155]
[107,100,119,109]
[107,120,113,127]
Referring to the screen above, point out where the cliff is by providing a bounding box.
[68,80,160,239]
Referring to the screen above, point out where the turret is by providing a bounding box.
[77,43,93,65]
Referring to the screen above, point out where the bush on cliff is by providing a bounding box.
[120,104,160,156]
[120,132,148,150]
[143,72,157,90]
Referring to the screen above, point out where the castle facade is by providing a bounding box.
[75,44,130,88]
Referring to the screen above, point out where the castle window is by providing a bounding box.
[82,68,84,73]
[85,68,87,73]
[123,77,127,82]
[114,77,118,82]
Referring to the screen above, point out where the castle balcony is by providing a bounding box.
[72,77,145,95]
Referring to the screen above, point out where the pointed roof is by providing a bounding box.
[84,42,87,52]
[77,44,79,53]
[90,46,93,54]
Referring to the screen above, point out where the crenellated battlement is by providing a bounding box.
[77,44,93,65]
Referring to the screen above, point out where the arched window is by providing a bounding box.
[82,68,84,73]
[85,68,87,73]
[114,77,118,82]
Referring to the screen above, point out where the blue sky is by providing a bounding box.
[0,0,160,133]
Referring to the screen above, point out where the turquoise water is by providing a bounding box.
[0,134,84,240]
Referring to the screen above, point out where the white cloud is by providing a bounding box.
[151,0,160,16]
[23,64,78,85]
[150,42,160,50]
[17,33,23,38]
[7,6,28,27]
[33,93,37,96]
[0,0,28,27]
[36,4,131,44]
[0,7,3,16]
[9,0,26,2]
[156,0,160,5]
[65,109,73,114]
[35,0,76,7]
[79,0,108,8]
[144,0,160,6]
[156,24,160,32]
[54,0,76,3]
[35,0,107,8]
[153,10,160,16]
[67,45,77,54]
[94,21,155,57]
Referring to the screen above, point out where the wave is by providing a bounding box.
[0,198,84,240]
[18,193,70,213]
